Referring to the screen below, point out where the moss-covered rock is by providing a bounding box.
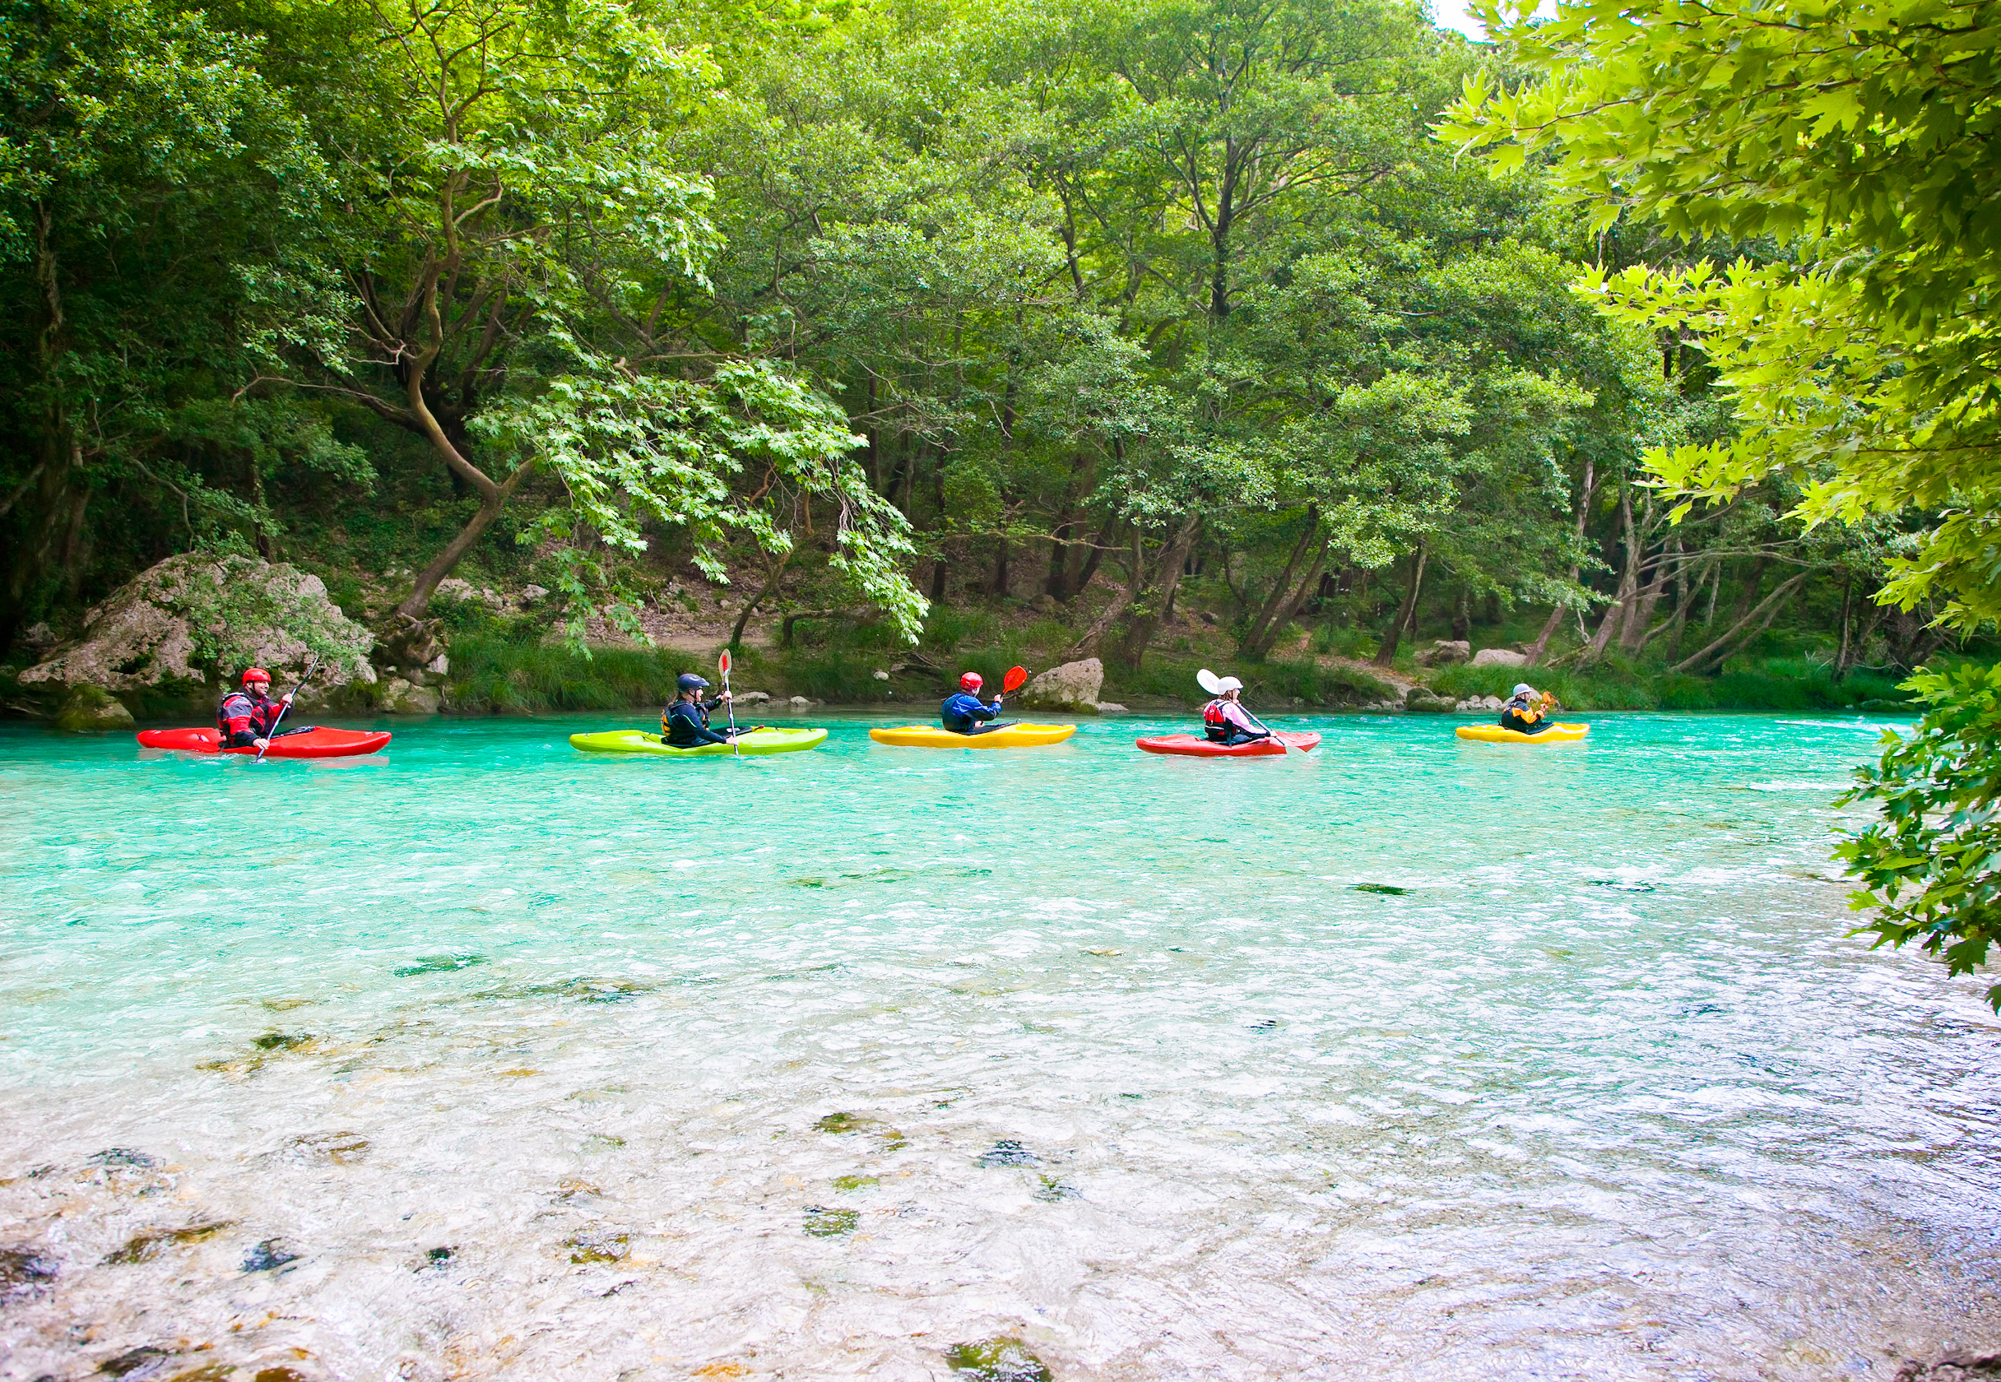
[52,684,135,732]
[20,553,375,698]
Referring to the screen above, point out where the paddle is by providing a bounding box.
[255,655,319,762]
[1196,666,1297,753]
[718,648,741,757]
[982,664,1026,729]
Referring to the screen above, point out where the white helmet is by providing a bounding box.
[1512,683,1534,697]
[1218,676,1244,693]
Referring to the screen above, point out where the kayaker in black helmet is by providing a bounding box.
[663,673,737,747]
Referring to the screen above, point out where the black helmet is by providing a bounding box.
[677,673,710,693]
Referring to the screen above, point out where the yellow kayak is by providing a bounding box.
[1455,722,1589,744]
[869,723,1076,749]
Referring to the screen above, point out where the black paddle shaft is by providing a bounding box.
[255,655,320,760]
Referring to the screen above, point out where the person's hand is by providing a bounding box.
[720,689,732,701]
[281,692,295,706]
[253,737,270,751]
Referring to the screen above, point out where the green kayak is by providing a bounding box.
[568,726,828,757]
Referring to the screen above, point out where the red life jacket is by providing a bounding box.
[1202,698,1231,742]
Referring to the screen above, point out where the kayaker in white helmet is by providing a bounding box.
[1500,682,1558,735]
[1199,673,1273,747]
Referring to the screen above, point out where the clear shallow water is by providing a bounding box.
[1,711,1998,1381]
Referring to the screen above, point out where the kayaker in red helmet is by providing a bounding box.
[217,668,303,751]
[940,671,1007,735]
[1200,673,1273,747]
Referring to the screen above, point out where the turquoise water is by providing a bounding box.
[2,711,1998,1380]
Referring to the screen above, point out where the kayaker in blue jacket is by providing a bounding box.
[663,673,738,747]
[941,672,1006,735]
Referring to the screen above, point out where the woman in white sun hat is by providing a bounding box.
[1199,673,1273,747]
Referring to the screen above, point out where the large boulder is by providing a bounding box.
[1020,658,1104,713]
[1416,639,1471,667]
[379,678,442,716]
[1403,685,1456,714]
[53,684,137,732]
[1470,647,1528,668]
[19,554,376,697]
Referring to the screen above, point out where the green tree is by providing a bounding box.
[254,0,924,639]
[1441,0,2001,628]
[0,0,348,642]
[1840,662,2001,1010]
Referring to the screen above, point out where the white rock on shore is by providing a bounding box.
[1021,658,1104,713]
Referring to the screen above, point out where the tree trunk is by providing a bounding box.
[990,536,1010,598]
[1045,453,1095,601]
[1833,581,1854,682]
[1373,544,1427,667]
[1238,506,1321,658]
[1107,513,1204,671]
[1582,486,1639,664]
[1669,571,1810,674]
[1239,539,1329,661]
[730,544,797,649]
[1068,509,1119,601]
[1525,458,1595,668]
[1451,586,1470,643]
[1065,524,1150,661]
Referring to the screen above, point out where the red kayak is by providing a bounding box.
[1135,731,1321,758]
[136,727,392,759]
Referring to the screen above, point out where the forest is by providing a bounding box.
[1,0,1994,723]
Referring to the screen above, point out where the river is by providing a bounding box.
[1,712,1996,1380]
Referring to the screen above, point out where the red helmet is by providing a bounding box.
[242,667,272,686]
[959,672,982,693]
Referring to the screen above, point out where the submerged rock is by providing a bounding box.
[802,1205,858,1237]
[101,1220,233,1265]
[242,1239,300,1273]
[0,1246,57,1297]
[565,1228,629,1263]
[96,1345,178,1377]
[977,1140,1039,1167]
[944,1338,1054,1382]
[1896,1353,2001,1381]
[87,1148,161,1170]
[393,954,486,977]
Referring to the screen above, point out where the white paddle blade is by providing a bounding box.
[1196,668,1224,695]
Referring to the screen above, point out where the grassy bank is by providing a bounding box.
[440,624,1923,717]
[1427,657,1917,713]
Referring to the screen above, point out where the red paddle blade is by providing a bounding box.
[719,649,732,675]
[1002,665,1027,695]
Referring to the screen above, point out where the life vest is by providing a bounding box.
[217,690,261,733]
[1202,698,1231,742]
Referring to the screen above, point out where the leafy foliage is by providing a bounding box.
[1839,663,2001,1008]
[1442,0,2001,627]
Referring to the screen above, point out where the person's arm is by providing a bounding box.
[1223,702,1268,736]
[973,698,1002,722]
